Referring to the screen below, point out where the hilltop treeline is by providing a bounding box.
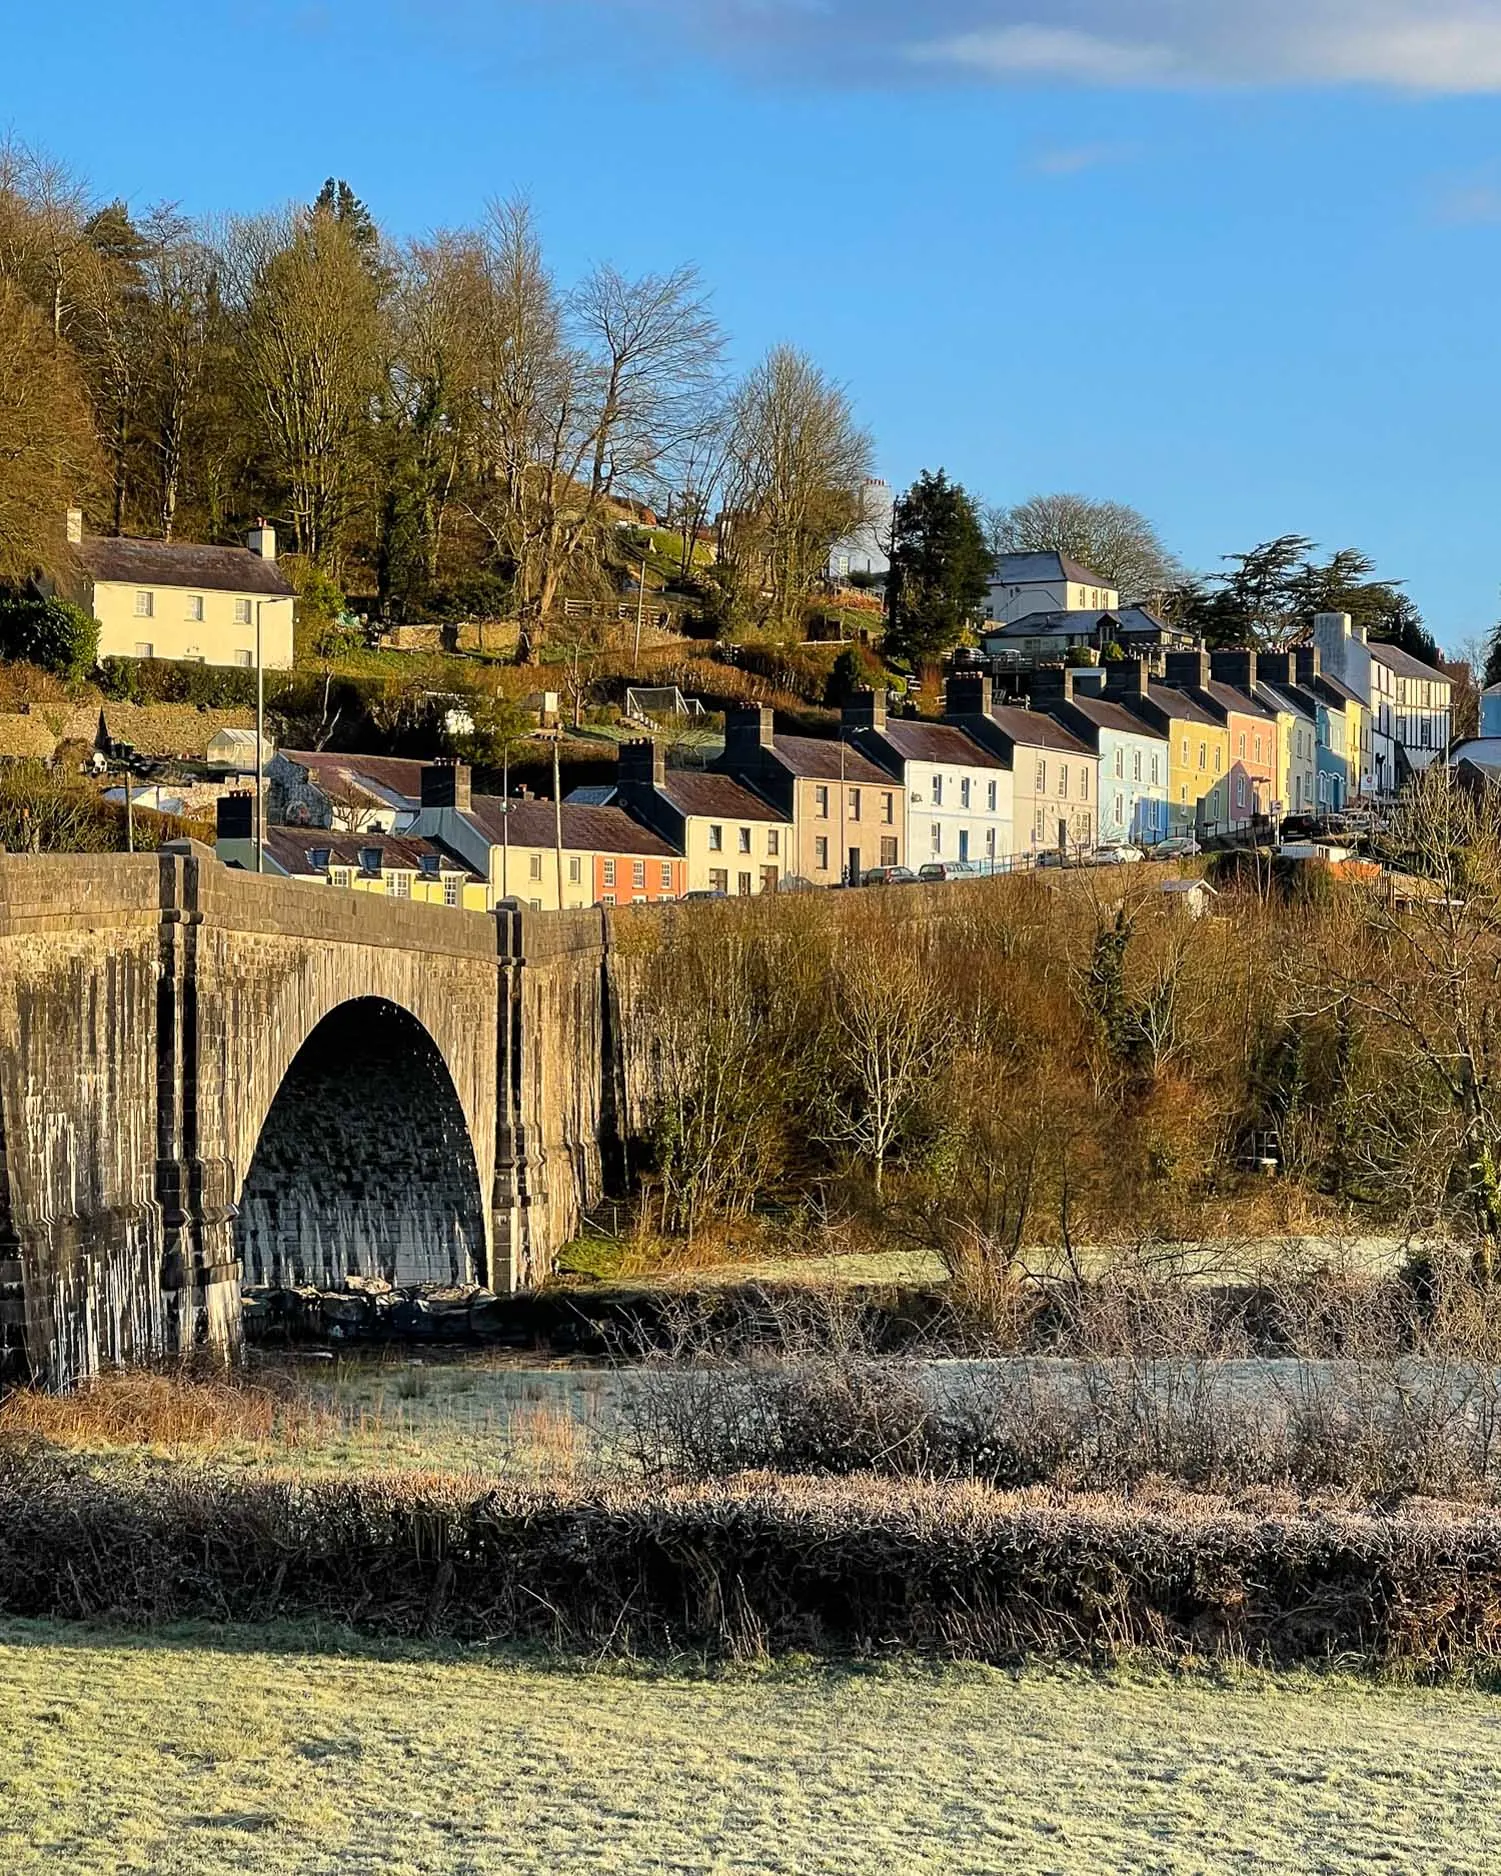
[0,145,872,632]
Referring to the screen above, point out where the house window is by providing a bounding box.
[134,591,154,618]
[737,872,752,896]
[986,828,996,857]
[882,794,894,824]
[359,847,382,873]
[659,863,673,890]
[602,894,615,907]
[709,869,729,893]
[1236,777,1246,809]
[768,830,780,856]
[815,786,829,818]
[1238,733,1246,758]
[235,650,253,668]
[1214,749,1222,773]
[529,853,543,881]
[815,837,830,871]
[737,827,751,853]
[1198,742,1207,770]
[1115,793,1124,824]
[708,824,723,851]
[530,899,542,911]
[1036,760,1046,792]
[234,599,252,625]
[186,594,204,622]
[960,777,971,808]
[569,856,582,884]
[848,787,861,820]
[1080,768,1089,801]
[987,781,997,811]
[309,849,332,873]
[134,642,153,659]
[443,878,459,907]
[1057,768,1067,798]
[419,854,441,878]
[603,859,616,887]
[1152,756,1160,785]
[931,776,943,805]
[931,822,942,854]
[633,860,646,888]
[390,872,411,898]
[1180,737,1189,764]
[1132,752,1141,782]
[1115,749,1124,778]
[880,838,898,866]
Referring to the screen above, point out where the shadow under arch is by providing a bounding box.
[235,997,487,1292]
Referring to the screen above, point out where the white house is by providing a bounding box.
[842,694,1014,869]
[984,551,1119,626]
[828,478,894,583]
[1315,611,1451,798]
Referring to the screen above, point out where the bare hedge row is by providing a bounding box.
[5,1450,1501,1669]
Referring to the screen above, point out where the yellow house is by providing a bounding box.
[63,511,296,670]
[1100,662,1229,835]
[218,819,492,912]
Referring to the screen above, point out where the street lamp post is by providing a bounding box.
[254,599,265,874]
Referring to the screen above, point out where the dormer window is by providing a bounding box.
[359,847,382,874]
[418,853,441,877]
[308,849,332,872]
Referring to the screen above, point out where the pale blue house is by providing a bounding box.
[1030,667,1171,847]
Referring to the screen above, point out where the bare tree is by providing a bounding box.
[137,207,215,541]
[225,203,387,568]
[817,928,954,1196]
[985,492,1180,604]
[719,347,873,635]
[464,200,723,626]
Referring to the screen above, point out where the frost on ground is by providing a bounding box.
[2,1620,1500,1874]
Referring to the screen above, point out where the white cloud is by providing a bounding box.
[583,1,1501,92]
[1029,142,1136,177]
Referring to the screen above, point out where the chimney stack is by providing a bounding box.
[1026,667,1074,706]
[840,689,886,735]
[1104,658,1151,701]
[246,519,277,561]
[1294,646,1323,688]
[617,738,666,789]
[1164,648,1211,692]
[65,506,83,546]
[944,672,993,720]
[1257,651,1296,687]
[216,791,254,841]
[722,705,775,767]
[1210,648,1258,691]
[421,759,472,813]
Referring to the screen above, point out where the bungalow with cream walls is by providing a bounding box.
[59,511,296,670]
[840,691,1013,869]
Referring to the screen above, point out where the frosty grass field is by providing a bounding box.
[2,1619,1500,1874]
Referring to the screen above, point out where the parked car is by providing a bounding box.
[918,860,982,883]
[776,874,819,893]
[1150,837,1201,860]
[1091,845,1145,866]
[1036,849,1068,869]
[860,865,920,887]
[683,888,727,901]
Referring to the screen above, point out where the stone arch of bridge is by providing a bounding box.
[232,996,489,1292]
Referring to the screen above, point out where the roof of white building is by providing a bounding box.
[991,551,1112,589]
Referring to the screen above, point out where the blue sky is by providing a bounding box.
[8,0,1501,649]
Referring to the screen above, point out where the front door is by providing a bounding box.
[760,866,778,894]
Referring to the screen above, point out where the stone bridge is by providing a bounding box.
[0,848,613,1386]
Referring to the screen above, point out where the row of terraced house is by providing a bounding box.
[215,632,1447,907]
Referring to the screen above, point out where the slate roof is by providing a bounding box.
[281,750,426,807]
[984,606,1173,645]
[1201,679,1276,722]
[1370,641,1450,682]
[265,830,481,877]
[659,772,788,820]
[767,734,893,784]
[992,551,1111,590]
[1256,681,1317,722]
[1141,683,1224,730]
[73,534,295,597]
[871,721,1009,769]
[984,705,1093,756]
[465,796,681,858]
[1054,695,1170,742]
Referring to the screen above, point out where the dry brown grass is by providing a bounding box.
[0,1367,323,1454]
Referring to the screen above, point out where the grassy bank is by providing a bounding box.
[1,1619,1498,1873]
